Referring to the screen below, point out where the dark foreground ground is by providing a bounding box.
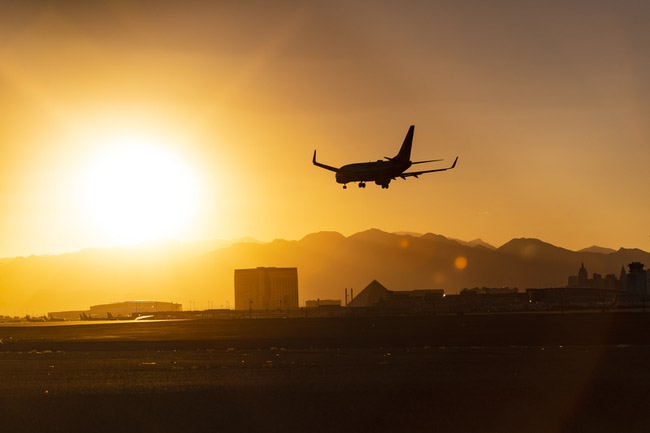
[1,313,650,433]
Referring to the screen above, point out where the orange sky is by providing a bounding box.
[1,0,650,258]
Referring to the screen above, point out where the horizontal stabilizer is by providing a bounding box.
[411,159,443,165]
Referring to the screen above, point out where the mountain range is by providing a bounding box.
[1,229,649,314]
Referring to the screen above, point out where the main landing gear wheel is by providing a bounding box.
[358,182,366,188]
[343,184,347,189]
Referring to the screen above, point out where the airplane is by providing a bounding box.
[106,312,131,321]
[312,125,457,189]
[79,312,106,321]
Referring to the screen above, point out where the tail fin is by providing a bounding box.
[394,125,414,162]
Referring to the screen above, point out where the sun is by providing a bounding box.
[81,133,201,245]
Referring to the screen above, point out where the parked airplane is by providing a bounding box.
[106,312,131,321]
[80,312,106,321]
[313,125,457,189]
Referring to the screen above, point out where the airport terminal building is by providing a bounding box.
[90,301,182,318]
[234,267,299,311]
[48,300,182,320]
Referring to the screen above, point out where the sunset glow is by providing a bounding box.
[1,0,649,258]
[80,133,200,245]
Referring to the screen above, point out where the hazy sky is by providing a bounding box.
[1,0,649,257]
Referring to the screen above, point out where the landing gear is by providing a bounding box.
[343,184,347,189]
[375,180,391,189]
[358,182,366,188]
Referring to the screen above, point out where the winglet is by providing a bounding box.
[451,156,458,169]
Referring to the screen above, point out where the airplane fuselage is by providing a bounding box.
[335,160,412,185]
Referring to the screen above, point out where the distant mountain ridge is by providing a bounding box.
[578,245,617,254]
[452,238,497,250]
[0,236,261,263]
[1,229,648,314]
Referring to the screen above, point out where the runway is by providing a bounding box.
[1,314,649,432]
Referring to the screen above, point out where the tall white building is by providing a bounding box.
[234,267,299,311]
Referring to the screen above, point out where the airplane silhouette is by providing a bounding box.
[313,125,458,189]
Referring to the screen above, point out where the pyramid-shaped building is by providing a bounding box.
[348,280,390,307]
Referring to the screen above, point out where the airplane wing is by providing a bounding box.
[398,156,458,179]
[312,150,339,172]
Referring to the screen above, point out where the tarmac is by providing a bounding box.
[1,313,650,432]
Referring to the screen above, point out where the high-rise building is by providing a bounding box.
[578,262,589,287]
[626,262,648,294]
[234,267,299,311]
[604,274,618,290]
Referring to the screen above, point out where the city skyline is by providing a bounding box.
[2,1,650,258]
[3,227,650,315]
